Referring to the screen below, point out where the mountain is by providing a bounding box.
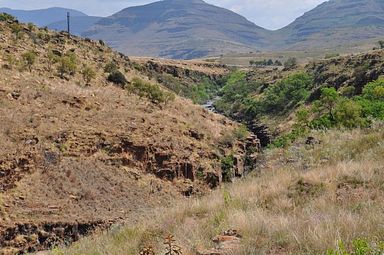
[276,0,384,50]
[3,0,384,59]
[82,0,269,59]
[47,16,102,35]
[0,7,87,26]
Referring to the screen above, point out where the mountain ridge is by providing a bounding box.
[0,7,87,26]
[2,0,384,58]
[82,0,269,59]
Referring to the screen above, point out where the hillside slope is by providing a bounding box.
[276,0,384,50]
[82,0,269,59]
[0,16,259,254]
[58,126,384,254]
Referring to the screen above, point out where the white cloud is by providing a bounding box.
[0,0,327,29]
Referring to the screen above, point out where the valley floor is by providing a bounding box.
[54,124,384,255]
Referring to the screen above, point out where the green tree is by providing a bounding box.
[362,79,384,101]
[319,87,339,120]
[22,51,37,72]
[261,72,313,114]
[356,79,384,120]
[334,99,364,128]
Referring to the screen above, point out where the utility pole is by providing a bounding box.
[67,12,70,37]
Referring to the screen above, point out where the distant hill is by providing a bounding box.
[82,0,269,59]
[276,0,384,50]
[47,16,102,35]
[3,0,384,59]
[0,7,87,26]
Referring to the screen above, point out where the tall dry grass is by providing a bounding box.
[53,124,384,255]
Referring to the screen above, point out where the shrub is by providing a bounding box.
[327,239,384,255]
[9,22,22,34]
[57,54,77,78]
[284,57,297,70]
[261,72,313,114]
[233,125,249,140]
[215,70,262,117]
[104,61,119,73]
[47,50,60,71]
[221,154,234,182]
[318,87,340,120]
[356,79,384,120]
[274,60,283,66]
[270,126,308,148]
[334,99,365,128]
[21,51,37,72]
[325,53,340,59]
[339,86,355,98]
[81,65,96,84]
[0,13,16,22]
[362,79,384,101]
[107,71,127,87]
[4,54,17,70]
[27,22,34,31]
[129,78,175,105]
[189,79,219,104]
[378,40,384,49]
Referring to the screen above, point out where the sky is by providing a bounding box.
[0,0,327,30]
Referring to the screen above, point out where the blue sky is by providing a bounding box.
[0,0,326,30]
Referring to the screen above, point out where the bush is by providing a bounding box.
[0,13,16,22]
[104,61,118,73]
[189,79,219,104]
[4,54,17,70]
[215,70,262,116]
[261,72,313,114]
[129,78,175,105]
[21,51,37,72]
[107,71,127,87]
[356,79,384,120]
[318,87,340,120]
[270,126,308,148]
[327,239,384,255]
[284,57,297,70]
[81,65,96,84]
[233,125,249,140]
[334,99,365,128]
[221,154,234,182]
[362,79,384,101]
[57,53,77,78]
[378,40,384,49]
[47,50,59,71]
[324,53,340,59]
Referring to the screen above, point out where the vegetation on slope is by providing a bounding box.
[0,14,257,254]
[55,123,384,255]
[213,49,384,148]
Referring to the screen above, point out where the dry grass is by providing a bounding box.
[54,124,384,255]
